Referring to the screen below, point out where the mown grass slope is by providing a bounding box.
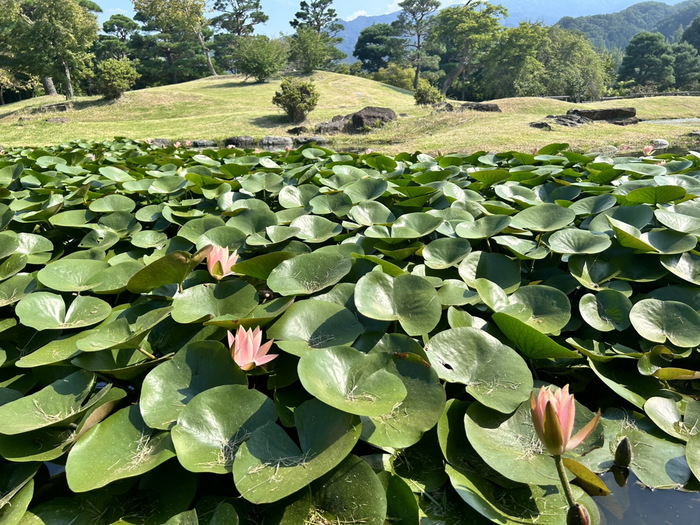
[1,71,699,153]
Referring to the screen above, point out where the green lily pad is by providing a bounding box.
[172,280,259,324]
[172,384,277,473]
[38,259,110,292]
[492,312,579,359]
[508,285,571,335]
[288,215,342,243]
[629,298,700,347]
[140,341,247,430]
[311,455,387,525]
[391,212,442,239]
[233,399,361,504]
[127,249,210,293]
[66,404,175,492]
[348,201,395,226]
[89,194,136,213]
[343,178,388,203]
[660,252,700,285]
[16,293,112,331]
[510,203,575,232]
[0,370,95,434]
[298,346,407,417]
[625,185,686,205]
[547,228,612,255]
[355,272,442,336]
[579,290,632,332]
[0,274,37,307]
[426,328,532,413]
[459,252,521,293]
[267,249,352,296]
[455,215,511,239]
[422,238,472,269]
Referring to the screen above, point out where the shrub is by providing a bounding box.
[94,58,140,100]
[414,84,444,106]
[272,76,320,122]
[234,36,288,83]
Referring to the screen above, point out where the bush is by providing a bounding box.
[272,77,320,122]
[234,36,288,83]
[414,84,444,105]
[94,58,140,100]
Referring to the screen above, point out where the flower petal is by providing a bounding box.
[565,409,601,452]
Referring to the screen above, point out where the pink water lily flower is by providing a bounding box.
[530,385,600,456]
[643,145,654,156]
[228,326,278,371]
[206,245,238,280]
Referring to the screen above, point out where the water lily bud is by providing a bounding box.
[614,436,632,467]
[566,503,590,525]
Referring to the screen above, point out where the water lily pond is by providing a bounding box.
[0,140,699,524]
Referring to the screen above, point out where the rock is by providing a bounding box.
[346,106,397,132]
[610,117,639,126]
[191,139,217,148]
[287,126,308,135]
[601,145,618,157]
[530,121,552,131]
[567,107,636,121]
[33,102,73,113]
[260,136,293,149]
[331,115,346,122]
[546,114,591,127]
[294,136,328,145]
[45,117,70,124]
[17,116,30,122]
[152,138,172,147]
[688,131,700,137]
[224,136,255,148]
[458,102,501,113]
[652,139,669,150]
[432,102,455,112]
[315,120,345,134]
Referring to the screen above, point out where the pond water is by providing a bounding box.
[594,469,700,525]
[642,118,700,126]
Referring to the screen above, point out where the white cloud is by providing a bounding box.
[384,1,402,13]
[107,8,128,15]
[347,10,369,21]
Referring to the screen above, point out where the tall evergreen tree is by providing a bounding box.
[353,23,406,72]
[290,0,343,36]
[683,15,700,53]
[393,0,440,89]
[211,0,268,36]
[132,0,217,76]
[672,41,700,89]
[618,31,675,90]
[288,0,345,72]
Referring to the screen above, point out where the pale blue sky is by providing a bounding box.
[96,0,409,36]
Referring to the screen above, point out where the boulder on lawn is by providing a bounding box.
[224,136,255,148]
[530,121,552,131]
[458,102,501,113]
[346,106,397,132]
[567,107,636,121]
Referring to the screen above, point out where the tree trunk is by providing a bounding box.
[413,35,422,90]
[0,87,4,105]
[62,62,74,100]
[197,30,217,77]
[42,76,57,96]
[441,51,471,96]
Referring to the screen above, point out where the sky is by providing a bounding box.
[95,0,413,36]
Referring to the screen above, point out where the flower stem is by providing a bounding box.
[554,454,577,508]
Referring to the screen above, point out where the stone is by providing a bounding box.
[652,139,669,150]
[610,117,639,126]
[688,131,700,137]
[45,117,70,124]
[346,106,397,132]
[315,120,345,134]
[546,114,591,127]
[432,102,455,112]
[294,136,328,145]
[260,136,293,149]
[331,115,346,122]
[152,138,172,147]
[458,102,501,113]
[191,139,217,148]
[224,136,255,148]
[601,145,618,157]
[33,102,73,113]
[17,116,30,122]
[566,107,636,121]
[529,121,552,131]
[287,126,308,135]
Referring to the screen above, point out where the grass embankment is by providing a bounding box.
[1,71,699,154]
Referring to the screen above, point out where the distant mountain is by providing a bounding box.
[336,0,689,61]
[557,0,700,50]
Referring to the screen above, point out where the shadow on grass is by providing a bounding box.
[251,114,292,128]
[202,80,254,89]
[71,98,116,111]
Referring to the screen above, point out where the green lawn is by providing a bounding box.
[1,71,699,153]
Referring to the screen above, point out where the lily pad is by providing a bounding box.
[629,298,700,347]
[16,293,112,330]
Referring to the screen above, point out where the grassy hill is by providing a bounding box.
[1,71,699,154]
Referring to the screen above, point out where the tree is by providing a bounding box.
[0,0,98,99]
[211,0,268,36]
[393,0,441,89]
[683,15,700,53]
[672,41,700,89]
[233,35,287,82]
[353,23,406,73]
[618,31,675,90]
[429,1,505,97]
[96,14,140,60]
[290,0,343,36]
[94,57,140,99]
[288,27,344,73]
[132,0,217,76]
[272,76,319,122]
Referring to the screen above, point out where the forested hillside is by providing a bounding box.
[557,0,700,50]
